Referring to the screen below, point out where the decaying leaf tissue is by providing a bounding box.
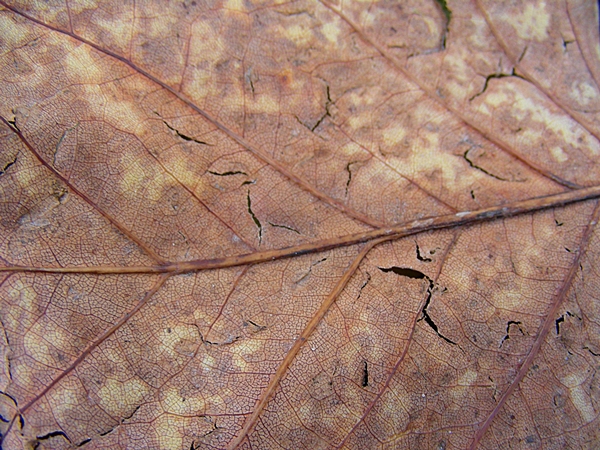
[1,0,599,448]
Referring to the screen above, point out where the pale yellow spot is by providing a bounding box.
[7,279,35,313]
[93,14,130,42]
[105,99,145,133]
[145,13,179,39]
[477,103,491,116]
[158,325,197,357]
[446,52,473,85]
[322,22,341,44]
[172,163,205,194]
[98,378,148,416]
[253,94,279,114]
[485,90,509,108]
[163,386,205,415]
[348,90,377,108]
[550,146,568,163]
[202,353,216,370]
[283,24,313,46]
[67,0,98,14]
[570,384,596,423]
[194,309,210,323]
[562,373,596,423]
[225,0,246,12]
[495,290,523,310]
[187,69,212,100]
[468,15,488,49]
[119,159,168,203]
[188,21,224,98]
[0,14,30,47]
[546,116,600,156]
[424,131,440,149]
[562,372,586,388]
[64,46,103,84]
[12,363,32,390]
[205,389,231,409]
[14,166,36,189]
[422,16,440,37]
[348,114,369,130]
[446,81,465,100]
[450,370,477,401]
[190,21,224,53]
[120,160,147,197]
[458,370,477,386]
[570,81,598,106]
[360,10,377,27]
[24,333,53,365]
[24,323,69,368]
[508,87,600,156]
[155,415,185,449]
[382,126,406,147]
[231,338,261,370]
[49,385,83,421]
[506,2,550,42]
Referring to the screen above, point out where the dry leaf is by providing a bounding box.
[1,0,600,448]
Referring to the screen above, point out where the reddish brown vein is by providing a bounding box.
[468,200,600,449]
[319,0,580,189]
[475,0,600,145]
[227,238,383,450]
[565,0,600,94]
[2,185,600,275]
[335,230,461,449]
[0,115,165,264]
[0,1,384,228]
[3,273,170,437]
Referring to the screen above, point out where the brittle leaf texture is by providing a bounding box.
[1,1,599,449]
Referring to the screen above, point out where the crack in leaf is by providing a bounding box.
[379,266,456,345]
[295,257,327,283]
[433,0,452,49]
[321,1,579,188]
[35,430,71,444]
[191,418,225,449]
[469,68,523,101]
[161,119,212,145]
[463,148,509,181]
[246,190,262,244]
[555,310,578,335]
[6,116,19,132]
[356,271,371,301]
[245,320,267,333]
[416,244,433,262]
[207,170,248,177]
[53,122,78,167]
[517,45,528,62]
[0,157,16,177]
[1,2,600,448]
[499,320,524,347]
[344,161,361,197]
[361,361,369,387]
[562,37,574,51]
[296,85,333,133]
[268,221,300,234]
[4,186,600,275]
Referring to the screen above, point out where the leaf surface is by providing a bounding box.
[1,0,600,448]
